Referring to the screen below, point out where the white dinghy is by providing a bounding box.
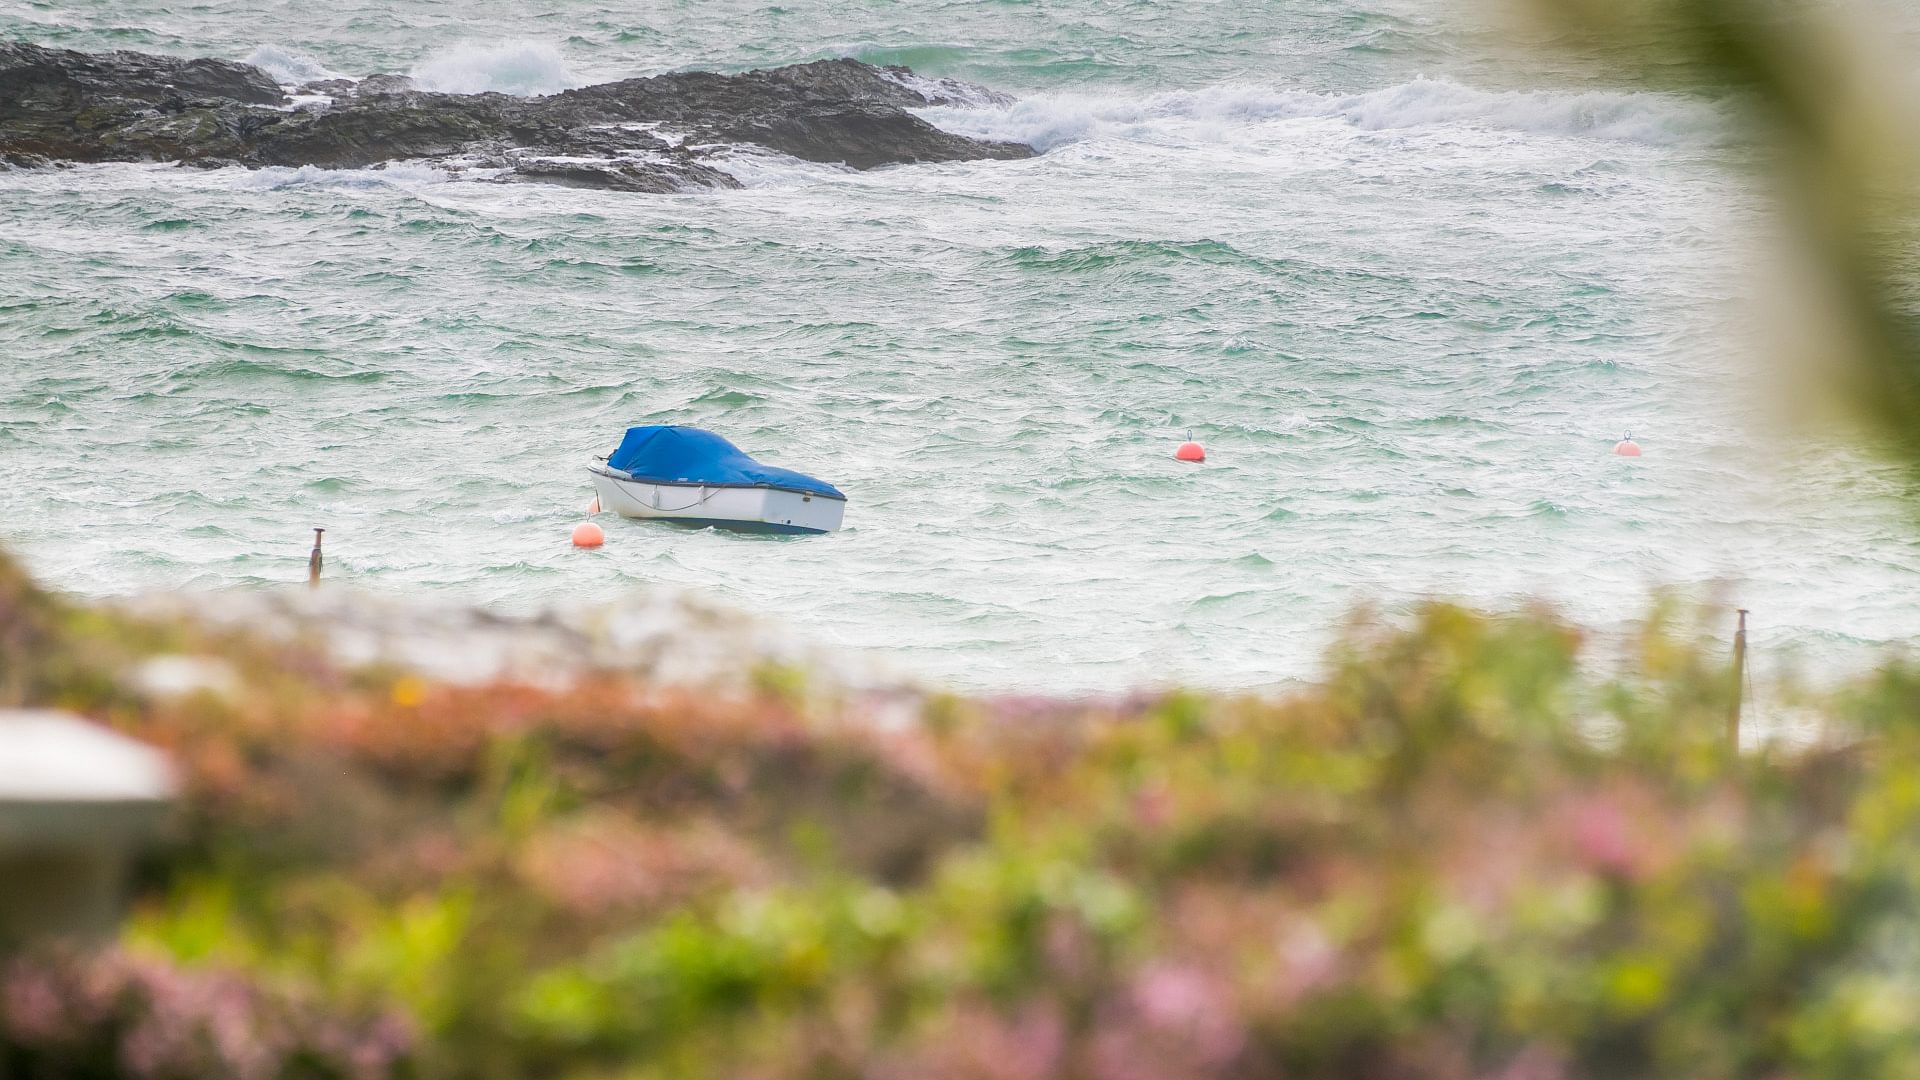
[588,425,846,535]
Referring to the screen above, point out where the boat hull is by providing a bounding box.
[588,465,845,534]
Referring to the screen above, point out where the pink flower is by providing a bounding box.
[1570,795,1635,875]
[883,1003,1066,1080]
[1084,964,1246,1079]
[1133,965,1216,1028]
[1272,921,1339,1007]
[1,965,68,1042]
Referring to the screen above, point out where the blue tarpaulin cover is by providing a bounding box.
[606,426,845,499]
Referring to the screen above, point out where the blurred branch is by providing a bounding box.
[1523,0,1920,458]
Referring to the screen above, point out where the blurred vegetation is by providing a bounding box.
[6,548,1920,1079]
[1522,0,1920,458]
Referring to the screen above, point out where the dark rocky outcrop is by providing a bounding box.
[0,42,1032,192]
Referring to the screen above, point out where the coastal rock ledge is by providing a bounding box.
[0,41,1033,192]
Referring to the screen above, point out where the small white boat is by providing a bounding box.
[588,425,846,535]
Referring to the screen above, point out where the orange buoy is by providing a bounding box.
[1175,429,1206,462]
[1613,436,1641,457]
[587,496,601,515]
[572,521,605,548]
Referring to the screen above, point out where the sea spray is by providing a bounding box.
[409,41,583,96]
[244,44,343,86]
[246,41,580,96]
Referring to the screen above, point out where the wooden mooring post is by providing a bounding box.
[309,527,326,588]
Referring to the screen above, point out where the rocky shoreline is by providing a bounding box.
[0,41,1032,192]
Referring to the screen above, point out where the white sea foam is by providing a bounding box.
[244,44,343,87]
[707,147,852,189]
[613,122,691,148]
[234,163,452,191]
[919,78,1729,153]
[409,42,582,96]
[875,67,1010,109]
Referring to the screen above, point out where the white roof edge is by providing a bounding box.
[0,709,178,803]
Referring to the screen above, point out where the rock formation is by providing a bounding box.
[0,42,1032,192]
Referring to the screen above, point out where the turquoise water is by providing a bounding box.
[5,0,1920,691]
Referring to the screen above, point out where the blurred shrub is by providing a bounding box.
[6,549,1920,1078]
[0,946,412,1079]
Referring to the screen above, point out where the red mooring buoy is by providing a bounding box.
[1613,437,1642,458]
[572,521,606,548]
[1175,430,1206,463]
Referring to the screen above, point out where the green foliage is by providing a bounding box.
[7,541,1920,1078]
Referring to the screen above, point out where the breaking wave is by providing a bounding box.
[707,146,851,189]
[409,41,582,96]
[919,78,1730,153]
[244,44,343,87]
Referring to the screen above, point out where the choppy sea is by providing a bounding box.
[5,0,1920,692]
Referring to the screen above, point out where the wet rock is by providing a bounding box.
[544,59,1029,167]
[283,74,415,107]
[0,40,282,111]
[0,43,1033,193]
[244,92,527,168]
